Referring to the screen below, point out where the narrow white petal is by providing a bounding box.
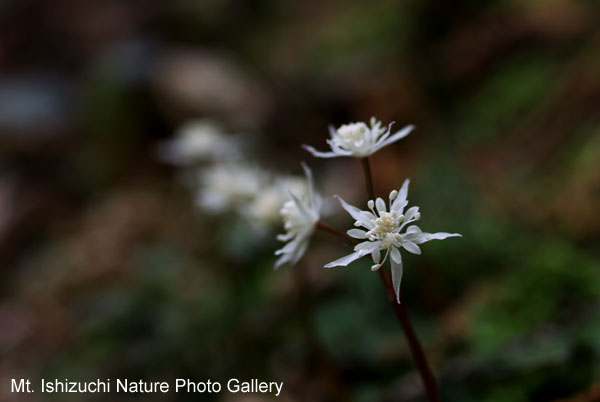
[403,206,419,222]
[372,248,381,263]
[324,251,363,268]
[290,191,311,221]
[390,246,402,263]
[276,233,294,242]
[328,125,337,138]
[334,195,372,228]
[274,236,300,255]
[375,197,387,214]
[274,253,291,269]
[290,238,310,264]
[405,231,461,244]
[426,232,462,240]
[302,144,340,158]
[360,210,377,222]
[406,225,422,234]
[301,162,314,199]
[370,122,393,146]
[402,241,422,255]
[347,229,368,239]
[374,125,414,152]
[354,240,382,253]
[391,179,410,212]
[326,139,355,156]
[390,253,403,303]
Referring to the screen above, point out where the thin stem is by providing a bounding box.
[360,156,441,402]
[360,157,376,200]
[316,220,357,246]
[315,219,441,401]
[377,268,441,402]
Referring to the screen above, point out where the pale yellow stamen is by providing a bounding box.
[366,210,405,248]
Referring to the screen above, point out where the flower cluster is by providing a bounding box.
[167,116,460,302]
[163,118,321,238]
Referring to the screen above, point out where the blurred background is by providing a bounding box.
[1,0,599,401]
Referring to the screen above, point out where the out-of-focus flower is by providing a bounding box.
[196,163,266,213]
[158,119,240,165]
[274,164,322,269]
[243,176,309,228]
[324,179,461,302]
[303,117,414,158]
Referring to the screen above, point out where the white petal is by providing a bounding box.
[326,139,355,156]
[290,238,310,264]
[347,229,368,239]
[406,225,422,234]
[334,195,372,228]
[290,191,311,221]
[274,236,301,255]
[391,179,410,212]
[324,251,363,268]
[403,206,419,222]
[370,122,393,145]
[402,241,421,255]
[405,231,461,245]
[390,254,403,303]
[276,233,294,242]
[426,232,461,240]
[302,144,340,158]
[360,210,377,222]
[390,246,402,263]
[372,248,381,263]
[375,197,386,214]
[274,227,314,269]
[374,124,414,152]
[274,253,291,269]
[301,162,314,199]
[354,241,382,254]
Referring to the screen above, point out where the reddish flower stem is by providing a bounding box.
[360,157,376,201]
[316,220,356,246]
[316,218,441,401]
[361,156,441,402]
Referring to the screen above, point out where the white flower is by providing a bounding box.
[303,117,414,158]
[243,175,309,227]
[158,119,239,165]
[324,179,461,302]
[274,164,322,269]
[196,163,266,213]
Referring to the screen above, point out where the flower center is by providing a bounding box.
[280,200,303,231]
[336,123,368,143]
[366,211,404,248]
[371,211,399,235]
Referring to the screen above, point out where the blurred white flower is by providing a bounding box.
[324,179,461,302]
[243,175,309,227]
[196,163,266,213]
[274,164,322,269]
[303,117,414,158]
[158,119,239,165]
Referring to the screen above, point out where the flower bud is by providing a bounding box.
[371,263,382,271]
